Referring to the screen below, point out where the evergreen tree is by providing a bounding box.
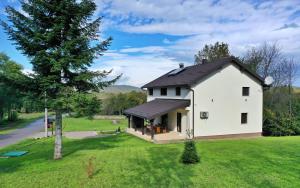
[2,0,119,159]
[195,42,230,64]
[181,140,200,164]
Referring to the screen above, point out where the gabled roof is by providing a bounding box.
[142,56,265,88]
[124,99,190,120]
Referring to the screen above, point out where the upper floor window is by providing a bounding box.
[161,88,167,96]
[241,113,248,124]
[148,88,153,96]
[176,87,181,96]
[242,87,250,96]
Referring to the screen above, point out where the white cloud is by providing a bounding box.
[4,0,300,86]
[93,53,188,86]
[94,0,300,86]
[120,46,167,53]
[96,0,300,59]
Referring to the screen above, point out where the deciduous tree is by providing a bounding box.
[194,42,230,64]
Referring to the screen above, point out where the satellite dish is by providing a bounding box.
[264,76,274,85]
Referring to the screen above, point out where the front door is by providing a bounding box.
[161,114,168,128]
[177,113,182,133]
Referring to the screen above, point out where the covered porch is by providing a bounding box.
[124,99,190,143]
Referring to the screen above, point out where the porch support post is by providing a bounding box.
[142,119,145,135]
[151,122,154,140]
[128,116,131,128]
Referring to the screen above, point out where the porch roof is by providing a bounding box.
[124,99,190,120]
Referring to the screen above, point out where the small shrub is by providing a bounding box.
[181,140,200,164]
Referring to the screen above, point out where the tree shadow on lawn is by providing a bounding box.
[122,145,196,188]
[0,133,137,174]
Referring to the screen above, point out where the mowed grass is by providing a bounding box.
[0,113,45,134]
[0,134,299,188]
[62,117,127,132]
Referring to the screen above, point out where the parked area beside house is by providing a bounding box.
[124,57,266,142]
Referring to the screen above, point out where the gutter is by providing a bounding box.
[188,87,195,139]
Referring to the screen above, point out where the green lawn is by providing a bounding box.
[62,117,127,132]
[0,134,299,187]
[0,113,45,134]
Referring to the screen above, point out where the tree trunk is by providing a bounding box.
[54,110,63,160]
[288,84,292,119]
[0,108,3,122]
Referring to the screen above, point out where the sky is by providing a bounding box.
[0,0,300,87]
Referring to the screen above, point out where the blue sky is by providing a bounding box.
[0,0,300,86]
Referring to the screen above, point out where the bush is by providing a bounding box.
[263,108,300,136]
[181,140,200,164]
[8,110,18,122]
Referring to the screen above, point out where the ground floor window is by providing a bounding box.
[241,113,248,124]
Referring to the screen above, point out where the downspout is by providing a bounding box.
[188,87,195,139]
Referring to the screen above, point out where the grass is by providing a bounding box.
[0,134,299,187]
[0,113,45,134]
[62,117,127,132]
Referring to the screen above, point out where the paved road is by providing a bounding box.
[0,118,44,148]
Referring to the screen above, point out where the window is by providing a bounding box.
[176,87,181,96]
[148,88,153,96]
[161,88,167,96]
[241,113,248,124]
[242,87,250,96]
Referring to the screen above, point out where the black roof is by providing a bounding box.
[142,56,265,88]
[124,99,190,120]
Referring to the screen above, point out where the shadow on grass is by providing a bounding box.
[0,133,138,174]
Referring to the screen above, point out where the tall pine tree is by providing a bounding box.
[1,0,119,159]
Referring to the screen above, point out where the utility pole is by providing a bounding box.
[44,91,48,137]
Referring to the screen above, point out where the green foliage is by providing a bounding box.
[71,93,101,119]
[1,0,120,111]
[262,87,300,136]
[7,110,18,122]
[181,140,200,164]
[0,52,32,122]
[263,108,300,136]
[1,0,121,158]
[195,42,230,63]
[102,91,146,115]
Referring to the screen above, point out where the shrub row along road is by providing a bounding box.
[0,118,44,148]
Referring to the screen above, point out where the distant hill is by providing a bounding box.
[95,85,144,99]
[102,85,143,93]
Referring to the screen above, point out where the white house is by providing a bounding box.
[124,57,267,143]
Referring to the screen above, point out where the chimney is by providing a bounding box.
[202,58,208,64]
[199,55,208,64]
[179,63,184,68]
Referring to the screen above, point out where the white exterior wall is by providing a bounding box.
[152,108,189,137]
[167,109,189,137]
[191,64,263,137]
[147,87,190,101]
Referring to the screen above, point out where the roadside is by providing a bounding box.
[0,118,44,148]
[0,113,45,135]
